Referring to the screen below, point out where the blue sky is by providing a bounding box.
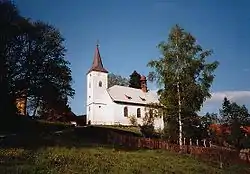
[15,0,250,115]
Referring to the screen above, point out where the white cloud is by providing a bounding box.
[151,89,250,114]
[150,89,158,93]
[201,91,250,114]
[205,91,250,104]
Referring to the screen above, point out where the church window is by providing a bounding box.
[124,106,128,117]
[99,81,102,87]
[89,82,91,88]
[99,106,101,108]
[137,108,141,118]
[89,107,90,111]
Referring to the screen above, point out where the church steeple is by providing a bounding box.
[87,42,108,74]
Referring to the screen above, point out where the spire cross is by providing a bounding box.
[96,40,100,48]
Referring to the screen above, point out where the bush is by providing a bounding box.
[140,125,155,138]
[128,114,138,126]
[240,136,250,149]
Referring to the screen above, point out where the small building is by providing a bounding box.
[76,115,87,126]
[86,44,164,129]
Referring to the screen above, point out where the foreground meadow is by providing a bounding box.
[1,146,249,174]
[1,121,250,174]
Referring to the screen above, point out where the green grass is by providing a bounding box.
[1,146,249,174]
[1,121,250,174]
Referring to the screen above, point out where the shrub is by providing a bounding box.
[240,136,250,149]
[140,125,155,138]
[128,114,138,126]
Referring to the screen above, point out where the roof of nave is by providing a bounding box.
[107,85,159,105]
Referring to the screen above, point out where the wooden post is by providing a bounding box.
[189,138,192,146]
[219,154,223,169]
[196,139,199,146]
[184,137,186,145]
[203,139,206,147]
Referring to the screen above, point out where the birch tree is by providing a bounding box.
[147,25,219,146]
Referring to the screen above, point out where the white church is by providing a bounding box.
[86,44,164,130]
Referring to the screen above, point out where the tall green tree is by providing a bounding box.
[108,73,129,88]
[128,70,141,89]
[0,0,25,119]
[23,21,75,118]
[200,112,220,140]
[147,25,219,145]
[219,97,250,148]
[0,1,75,121]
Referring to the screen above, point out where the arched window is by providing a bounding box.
[124,106,128,117]
[137,108,141,118]
[99,81,102,87]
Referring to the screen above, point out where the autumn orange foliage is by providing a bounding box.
[209,124,250,135]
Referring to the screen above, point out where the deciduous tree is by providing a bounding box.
[128,70,141,89]
[147,25,219,145]
[25,21,75,118]
[0,1,75,122]
[219,97,250,148]
[0,0,25,119]
[108,73,129,88]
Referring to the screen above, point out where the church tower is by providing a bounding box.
[86,43,108,124]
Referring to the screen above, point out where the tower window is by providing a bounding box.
[99,81,102,87]
[124,106,128,117]
[89,82,91,88]
[137,108,141,118]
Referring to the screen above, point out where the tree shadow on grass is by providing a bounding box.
[0,124,143,152]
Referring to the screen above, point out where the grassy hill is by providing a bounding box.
[1,120,250,174]
[1,146,249,174]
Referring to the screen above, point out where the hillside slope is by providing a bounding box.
[1,124,250,174]
[1,146,249,174]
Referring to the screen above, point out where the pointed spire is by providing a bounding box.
[87,41,108,74]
